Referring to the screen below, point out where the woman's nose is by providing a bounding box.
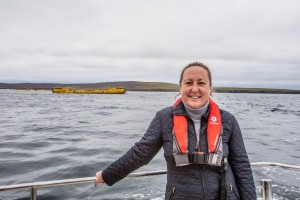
[191,84,199,92]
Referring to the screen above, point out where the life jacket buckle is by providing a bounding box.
[221,157,228,172]
[207,153,223,166]
[188,152,207,164]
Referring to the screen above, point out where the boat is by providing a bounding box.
[0,162,299,200]
[52,87,126,94]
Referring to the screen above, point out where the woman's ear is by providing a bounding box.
[210,87,214,97]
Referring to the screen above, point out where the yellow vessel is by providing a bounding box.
[52,87,126,94]
[52,88,75,93]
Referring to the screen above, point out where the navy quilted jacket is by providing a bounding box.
[102,101,257,200]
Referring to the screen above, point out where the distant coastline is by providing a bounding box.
[0,81,300,94]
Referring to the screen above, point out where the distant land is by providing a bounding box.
[0,81,300,94]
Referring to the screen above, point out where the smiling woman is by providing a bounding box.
[95,62,257,200]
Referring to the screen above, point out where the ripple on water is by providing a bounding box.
[50,146,80,154]
[254,141,270,147]
[0,141,51,150]
[0,156,70,180]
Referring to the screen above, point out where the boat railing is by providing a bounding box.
[0,162,299,200]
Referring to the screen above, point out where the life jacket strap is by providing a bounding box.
[188,152,223,166]
[173,152,223,166]
[173,154,190,166]
[220,157,229,200]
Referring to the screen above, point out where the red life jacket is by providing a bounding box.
[173,98,223,166]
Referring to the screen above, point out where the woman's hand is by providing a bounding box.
[95,171,104,186]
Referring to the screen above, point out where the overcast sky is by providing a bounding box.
[1,0,299,89]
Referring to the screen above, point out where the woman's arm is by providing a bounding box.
[98,112,163,186]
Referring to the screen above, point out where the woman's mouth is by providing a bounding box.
[189,96,200,99]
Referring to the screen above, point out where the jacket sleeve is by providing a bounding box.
[102,112,163,186]
[228,115,257,200]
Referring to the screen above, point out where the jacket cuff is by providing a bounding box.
[101,168,115,186]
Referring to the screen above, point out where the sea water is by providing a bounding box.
[0,90,299,200]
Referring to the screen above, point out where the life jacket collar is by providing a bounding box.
[172,98,223,166]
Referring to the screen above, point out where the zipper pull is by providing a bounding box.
[169,187,176,200]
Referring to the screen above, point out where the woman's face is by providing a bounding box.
[180,66,211,109]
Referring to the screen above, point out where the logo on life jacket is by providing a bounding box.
[210,116,218,123]
[173,98,223,166]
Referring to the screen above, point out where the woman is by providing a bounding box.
[95,62,257,199]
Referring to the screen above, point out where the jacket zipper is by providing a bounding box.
[194,118,202,151]
[200,169,207,200]
[231,185,240,199]
[194,123,200,151]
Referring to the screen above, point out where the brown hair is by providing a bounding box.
[179,62,212,86]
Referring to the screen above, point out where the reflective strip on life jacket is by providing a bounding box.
[173,98,223,166]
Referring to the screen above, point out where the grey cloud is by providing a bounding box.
[0,0,299,89]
